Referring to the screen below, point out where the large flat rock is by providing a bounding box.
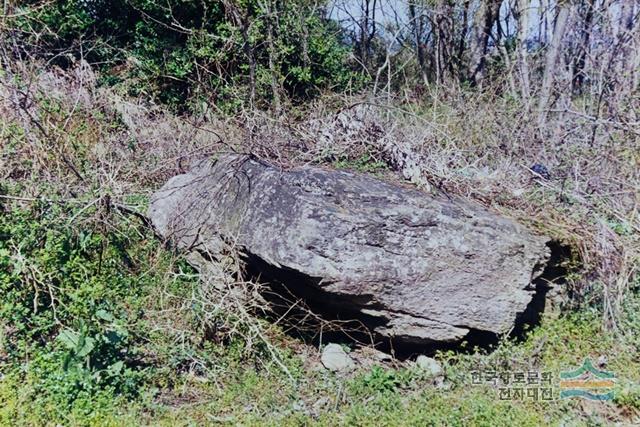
[149,154,551,344]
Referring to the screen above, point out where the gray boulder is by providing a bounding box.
[415,355,444,378]
[149,154,551,345]
[321,343,355,372]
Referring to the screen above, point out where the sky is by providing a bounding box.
[325,0,630,47]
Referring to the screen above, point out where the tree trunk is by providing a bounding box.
[300,8,311,70]
[457,0,472,80]
[428,0,457,85]
[242,15,256,107]
[516,0,531,100]
[467,0,502,87]
[538,0,571,128]
[616,1,639,96]
[572,0,595,94]
[222,1,256,106]
[631,19,640,91]
[496,10,517,94]
[408,1,428,85]
[357,0,377,71]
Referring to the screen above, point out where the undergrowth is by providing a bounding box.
[0,21,638,424]
[0,166,638,425]
[0,202,161,423]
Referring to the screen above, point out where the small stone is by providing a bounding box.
[530,163,551,180]
[415,355,443,378]
[597,355,608,368]
[512,188,526,197]
[312,396,330,412]
[292,400,307,412]
[356,346,392,362]
[371,349,392,362]
[321,343,355,372]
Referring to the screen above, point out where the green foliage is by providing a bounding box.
[11,0,362,111]
[1,202,639,426]
[0,202,152,418]
[333,153,389,174]
[12,0,134,63]
[614,381,640,410]
[355,366,411,394]
[0,199,307,425]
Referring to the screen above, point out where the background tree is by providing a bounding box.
[537,0,571,128]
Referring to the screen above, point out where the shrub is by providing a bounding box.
[9,0,362,111]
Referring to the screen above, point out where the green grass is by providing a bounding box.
[137,307,638,426]
[0,197,638,426]
[1,57,638,426]
[332,154,390,175]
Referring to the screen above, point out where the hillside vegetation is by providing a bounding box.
[1,1,639,425]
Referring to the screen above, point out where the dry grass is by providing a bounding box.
[1,57,638,342]
[242,89,639,333]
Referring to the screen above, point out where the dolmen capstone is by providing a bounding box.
[149,154,551,345]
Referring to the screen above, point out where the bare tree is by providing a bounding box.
[516,0,532,100]
[616,0,640,96]
[357,0,378,70]
[538,0,571,128]
[571,0,595,94]
[408,0,429,85]
[467,0,502,86]
[433,0,457,84]
[457,0,472,74]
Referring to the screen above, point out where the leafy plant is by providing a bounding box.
[10,0,362,111]
[0,203,150,415]
[357,366,412,394]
